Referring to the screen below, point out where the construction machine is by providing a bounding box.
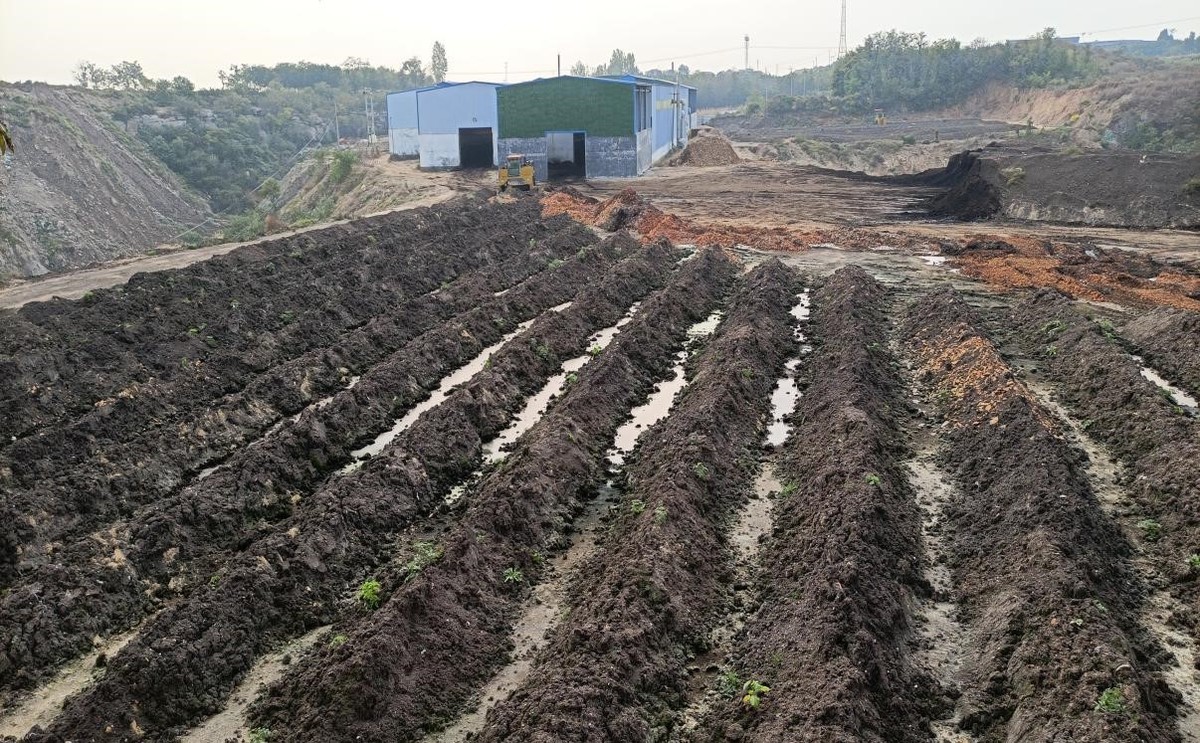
[498,154,536,191]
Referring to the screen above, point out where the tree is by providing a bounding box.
[110,60,149,91]
[596,49,638,76]
[72,61,103,89]
[569,60,588,76]
[1157,28,1175,42]
[431,42,448,83]
[170,76,195,95]
[400,57,426,84]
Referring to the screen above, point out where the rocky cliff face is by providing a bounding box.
[0,83,210,278]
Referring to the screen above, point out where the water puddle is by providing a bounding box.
[1131,356,1198,412]
[0,623,143,739]
[550,301,572,313]
[180,626,330,743]
[480,304,641,465]
[608,310,723,467]
[765,293,812,447]
[342,320,536,472]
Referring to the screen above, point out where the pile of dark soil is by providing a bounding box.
[245,250,738,741]
[701,266,930,741]
[667,130,741,167]
[1121,308,1200,396]
[926,144,1200,228]
[905,289,1178,741]
[478,261,795,741]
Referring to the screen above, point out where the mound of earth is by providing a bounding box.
[667,130,741,167]
[927,143,1200,228]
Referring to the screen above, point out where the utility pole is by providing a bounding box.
[557,54,561,77]
[363,89,377,154]
[838,0,848,58]
[333,98,340,143]
[744,35,750,70]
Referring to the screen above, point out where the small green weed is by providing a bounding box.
[865,473,882,487]
[587,344,604,357]
[209,574,220,588]
[629,499,647,515]
[531,550,546,566]
[717,670,742,697]
[780,481,799,496]
[1184,177,1200,195]
[534,342,551,360]
[1041,320,1065,336]
[403,541,443,581]
[1044,345,1058,357]
[357,579,382,610]
[653,505,668,524]
[1137,519,1162,542]
[741,679,771,710]
[1095,686,1124,714]
[328,633,348,648]
[1001,166,1026,187]
[1188,554,1200,570]
[278,310,296,325]
[692,462,711,480]
[249,727,272,743]
[565,372,579,386]
[548,258,565,269]
[503,567,524,583]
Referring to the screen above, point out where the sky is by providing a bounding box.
[1,0,1198,88]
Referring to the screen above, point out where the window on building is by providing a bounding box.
[636,87,651,132]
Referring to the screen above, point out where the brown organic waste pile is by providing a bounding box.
[667,129,741,167]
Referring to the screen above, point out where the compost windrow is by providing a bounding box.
[697,266,931,742]
[1010,292,1200,650]
[1121,308,1200,400]
[242,250,739,743]
[904,289,1178,741]
[0,236,648,696]
[474,261,795,743]
[0,198,576,443]
[27,237,687,741]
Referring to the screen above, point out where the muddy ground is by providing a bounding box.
[1,134,1199,743]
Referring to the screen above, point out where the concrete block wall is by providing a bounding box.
[498,137,549,182]
[499,135,638,180]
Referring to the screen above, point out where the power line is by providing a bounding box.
[1080,15,1200,35]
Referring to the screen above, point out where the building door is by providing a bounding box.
[458,127,494,168]
[546,131,586,179]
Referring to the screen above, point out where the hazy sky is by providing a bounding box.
[2,0,1198,87]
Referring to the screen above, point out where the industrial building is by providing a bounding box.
[385,83,450,158]
[385,75,697,179]
[496,75,697,181]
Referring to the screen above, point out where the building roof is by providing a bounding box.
[599,74,697,92]
[499,75,638,90]
[386,82,455,97]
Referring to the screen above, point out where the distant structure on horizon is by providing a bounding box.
[838,0,848,58]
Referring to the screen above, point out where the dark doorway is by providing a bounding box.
[458,127,494,168]
[547,131,586,179]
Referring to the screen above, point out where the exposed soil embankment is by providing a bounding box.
[1121,308,1200,397]
[904,290,1178,741]
[0,83,211,278]
[927,144,1200,228]
[699,266,929,741]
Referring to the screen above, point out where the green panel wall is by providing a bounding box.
[498,78,633,139]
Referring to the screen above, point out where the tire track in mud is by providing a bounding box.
[472,261,795,743]
[0,236,652,701]
[696,266,929,743]
[26,239,691,742]
[904,289,1179,742]
[242,250,740,743]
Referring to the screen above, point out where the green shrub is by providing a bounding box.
[1095,687,1124,714]
[357,579,382,610]
[330,150,357,184]
[1137,519,1162,542]
[1001,166,1026,187]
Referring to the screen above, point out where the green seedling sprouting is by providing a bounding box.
[503,567,524,584]
[780,482,799,496]
[865,473,882,487]
[741,680,771,710]
[653,505,668,524]
[1044,345,1058,357]
[1041,320,1065,337]
[357,579,382,610]
[587,344,604,357]
[629,499,647,515]
[692,462,711,480]
[1137,519,1162,542]
[565,372,579,386]
[534,342,551,360]
[1188,554,1200,570]
[718,670,742,697]
[531,550,546,566]
[548,258,565,269]
[1095,686,1124,715]
[403,541,444,581]
[249,727,272,743]
[328,633,348,648]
